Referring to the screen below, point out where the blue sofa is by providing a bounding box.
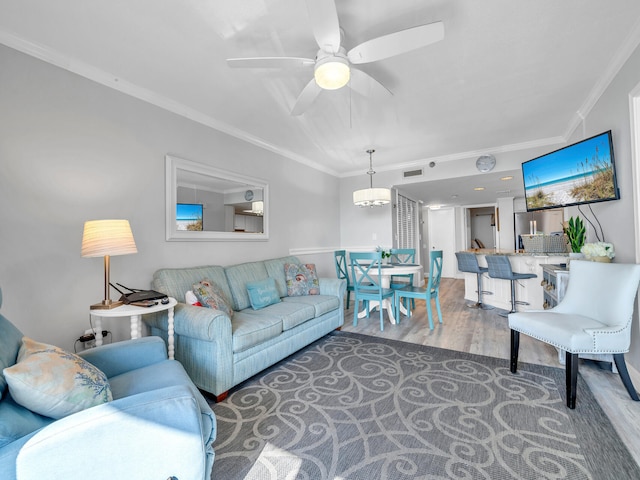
[147,255,346,401]
[0,288,216,480]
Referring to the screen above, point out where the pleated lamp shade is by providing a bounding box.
[81,220,137,258]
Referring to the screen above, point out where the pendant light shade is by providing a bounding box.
[353,149,391,207]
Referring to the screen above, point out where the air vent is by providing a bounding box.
[403,168,423,179]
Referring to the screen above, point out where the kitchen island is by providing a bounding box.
[460,249,568,312]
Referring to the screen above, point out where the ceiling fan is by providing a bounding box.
[226,0,444,116]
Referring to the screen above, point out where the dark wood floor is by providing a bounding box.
[341,278,640,464]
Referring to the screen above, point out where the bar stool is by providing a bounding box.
[485,255,537,316]
[455,252,493,309]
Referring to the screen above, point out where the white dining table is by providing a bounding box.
[356,263,423,325]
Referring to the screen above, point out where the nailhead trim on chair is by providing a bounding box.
[512,325,629,354]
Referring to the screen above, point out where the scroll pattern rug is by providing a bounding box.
[211,332,639,479]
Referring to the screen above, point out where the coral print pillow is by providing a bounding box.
[3,337,112,419]
[285,263,320,297]
[192,279,234,318]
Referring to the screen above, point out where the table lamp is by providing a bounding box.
[81,219,138,309]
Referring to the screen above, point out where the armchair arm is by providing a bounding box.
[319,277,347,298]
[78,336,167,378]
[16,385,213,480]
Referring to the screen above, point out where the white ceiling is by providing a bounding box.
[2,0,640,206]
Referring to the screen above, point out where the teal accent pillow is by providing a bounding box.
[3,337,112,419]
[192,279,234,318]
[246,277,281,310]
[285,263,320,296]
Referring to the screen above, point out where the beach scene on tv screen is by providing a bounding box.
[176,203,203,231]
[523,133,616,210]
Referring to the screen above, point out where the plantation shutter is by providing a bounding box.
[396,193,417,249]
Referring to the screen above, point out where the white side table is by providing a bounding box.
[89,297,177,359]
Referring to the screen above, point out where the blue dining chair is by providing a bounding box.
[350,251,396,331]
[389,248,416,284]
[334,250,354,309]
[389,248,417,308]
[394,250,443,329]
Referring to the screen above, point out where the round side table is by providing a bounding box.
[89,297,177,359]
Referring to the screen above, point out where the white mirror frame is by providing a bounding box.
[165,155,269,241]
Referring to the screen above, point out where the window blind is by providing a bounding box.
[396,193,417,249]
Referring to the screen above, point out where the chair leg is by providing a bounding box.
[379,302,384,331]
[352,300,359,327]
[426,298,434,330]
[346,290,351,309]
[435,294,442,324]
[510,330,519,373]
[613,354,640,401]
[510,280,517,314]
[566,352,579,409]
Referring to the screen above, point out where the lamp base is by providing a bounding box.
[90,299,123,310]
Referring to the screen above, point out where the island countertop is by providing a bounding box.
[463,248,569,257]
[459,250,569,311]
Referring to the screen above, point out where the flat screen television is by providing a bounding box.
[521,130,620,212]
[176,203,203,231]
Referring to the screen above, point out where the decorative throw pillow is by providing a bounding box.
[3,337,112,419]
[285,263,320,296]
[192,279,234,318]
[246,277,281,310]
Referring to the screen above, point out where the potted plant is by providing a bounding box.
[563,216,586,257]
[376,246,392,264]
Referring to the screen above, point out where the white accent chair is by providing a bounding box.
[509,260,640,409]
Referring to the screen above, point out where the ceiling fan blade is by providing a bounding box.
[347,21,444,64]
[227,57,315,69]
[349,68,393,98]
[291,78,323,116]
[305,0,341,52]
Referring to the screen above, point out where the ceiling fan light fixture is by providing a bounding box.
[314,54,350,90]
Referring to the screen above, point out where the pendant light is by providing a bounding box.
[353,149,391,207]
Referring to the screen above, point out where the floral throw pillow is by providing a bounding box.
[3,337,112,419]
[192,279,234,318]
[285,263,320,296]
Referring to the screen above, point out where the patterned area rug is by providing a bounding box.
[211,332,639,479]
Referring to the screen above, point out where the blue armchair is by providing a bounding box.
[0,288,215,480]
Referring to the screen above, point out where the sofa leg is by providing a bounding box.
[201,389,229,403]
[214,391,229,403]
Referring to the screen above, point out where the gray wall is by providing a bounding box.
[567,42,640,367]
[0,45,340,351]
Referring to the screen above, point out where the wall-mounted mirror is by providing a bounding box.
[166,155,269,241]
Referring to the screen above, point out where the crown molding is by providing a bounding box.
[339,135,566,178]
[0,30,340,177]
[564,16,640,140]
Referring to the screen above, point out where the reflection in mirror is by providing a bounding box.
[166,155,269,241]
